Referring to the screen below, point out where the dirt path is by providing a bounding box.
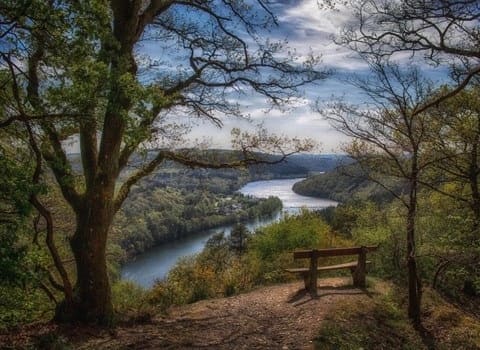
[75,277,369,350]
[0,278,372,349]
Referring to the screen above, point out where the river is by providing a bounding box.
[120,178,338,288]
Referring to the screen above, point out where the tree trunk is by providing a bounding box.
[468,146,480,237]
[407,175,422,325]
[55,198,114,325]
[464,145,480,295]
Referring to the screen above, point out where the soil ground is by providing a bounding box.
[1,277,369,349]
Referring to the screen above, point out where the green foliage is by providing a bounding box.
[0,285,52,330]
[149,256,219,308]
[149,211,351,309]
[416,188,480,298]
[326,186,480,300]
[0,225,28,284]
[247,211,352,283]
[249,211,332,260]
[111,280,154,322]
[0,143,57,329]
[0,155,37,217]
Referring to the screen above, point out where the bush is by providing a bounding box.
[0,286,51,330]
[112,280,154,322]
[249,211,335,259]
[247,211,351,283]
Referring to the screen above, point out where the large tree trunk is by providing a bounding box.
[53,18,136,323]
[55,196,115,324]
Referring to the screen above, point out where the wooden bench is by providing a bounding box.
[285,246,378,295]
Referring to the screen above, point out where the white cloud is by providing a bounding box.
[276,1,367,70]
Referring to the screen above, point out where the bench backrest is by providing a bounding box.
[293,246,378,260]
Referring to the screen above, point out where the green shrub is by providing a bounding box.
[112,280,154,322]
[0,285,52,330]
[150,255,218,307]
[247,211,351,283]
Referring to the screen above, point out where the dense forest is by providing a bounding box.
[292,162,401,203]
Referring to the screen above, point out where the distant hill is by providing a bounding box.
[292,163,403,203]
[67,151,351,186]
[248,153,352,179]
[286,154,353,172]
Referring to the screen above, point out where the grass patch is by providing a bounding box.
[422,288,480,350]
[315,279,480,350]
[314,280,425,350]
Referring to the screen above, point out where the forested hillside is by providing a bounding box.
[292,163,403,203]
[114,177,282,257]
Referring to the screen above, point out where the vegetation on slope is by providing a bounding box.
[315,280,480,350]
[147,211,351,309]
[114,183,282,257]
[292,163,403,203]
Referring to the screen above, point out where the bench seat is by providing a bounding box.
[285,246,378,294]
[285,261,371,274]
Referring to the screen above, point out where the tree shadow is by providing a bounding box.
[415,322,436,350]
[287,284,375,307]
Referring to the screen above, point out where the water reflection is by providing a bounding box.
[239,178,338,212]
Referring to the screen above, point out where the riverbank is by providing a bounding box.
[120,211,282,287]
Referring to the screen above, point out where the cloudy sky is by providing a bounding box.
[137,0,449,154]
[179,1,360,153]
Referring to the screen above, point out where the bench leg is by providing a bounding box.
[302,273,310,291]
[308,257,318,296]
[352,246,367,288]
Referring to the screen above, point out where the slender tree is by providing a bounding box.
[324,59,435,324]
[0,0,324,324]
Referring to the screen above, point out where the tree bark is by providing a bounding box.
[407,174,422,325]
[55,195,114,324]
[469,144,480,235]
